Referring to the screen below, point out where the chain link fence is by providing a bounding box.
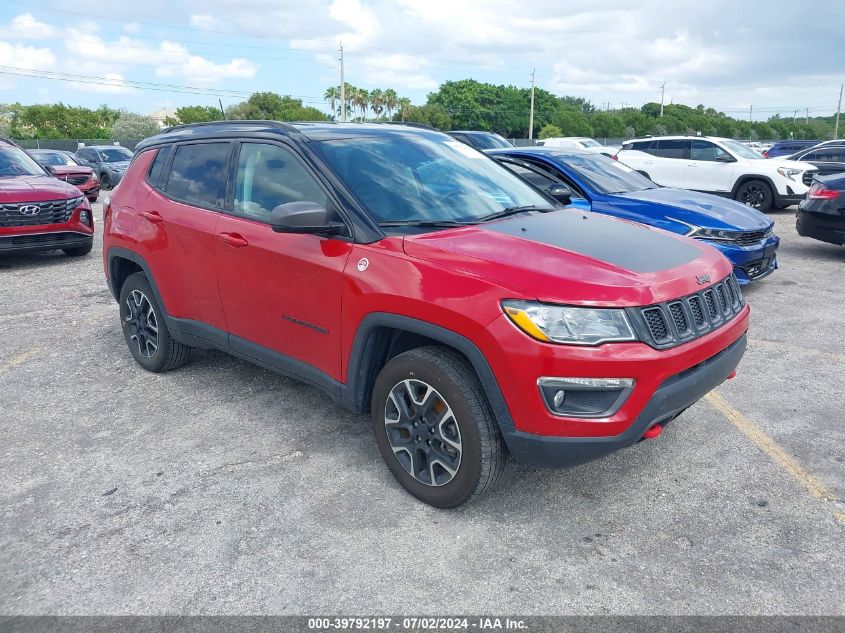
[13,139,141,151]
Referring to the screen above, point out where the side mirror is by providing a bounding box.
[547,183,572,205]
[269,201,344,235]
[45,165,58,177]
[715,154,735,163]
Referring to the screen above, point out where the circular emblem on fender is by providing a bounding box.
[357,258,369,272]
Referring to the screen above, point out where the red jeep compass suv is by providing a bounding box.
[103,121,748,507]
[0,139,94,257]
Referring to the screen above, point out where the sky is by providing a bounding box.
[0,0,843,120]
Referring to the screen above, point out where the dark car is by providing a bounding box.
[75,145,133,189]
[102,121,747,507]
[447,131,513,150]
[28,149,100,202]
[0,139,94,257]
[489,147,780,283]
[763,140,821,158]
[785,144,845,177]
[796,174,845,246]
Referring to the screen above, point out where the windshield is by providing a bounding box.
[554,152,656,194]
[469,133,512,149]
[33,151,79,166]
[0,147,47,177]
[721,139,764,160]
[579,139,602,148]
[312,134,552,224]
[98,147,133,162]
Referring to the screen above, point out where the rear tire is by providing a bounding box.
[371,346,507,508]
[735,179,774,212]
[100,173,111,190]
[63,242,92,257]
[118,272,190,373]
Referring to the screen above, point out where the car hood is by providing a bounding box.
[762,157,818,171]
[606,188,772,231]
[0,175,81,201]
[103,161,131,169]
[50,165,93,177]
[402,209,733,307]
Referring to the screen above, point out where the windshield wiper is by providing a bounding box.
[476,205,555,223]
[378,220,476,228]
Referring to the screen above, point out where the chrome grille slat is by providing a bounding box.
[633,274,744,349]
[0,198,78,228]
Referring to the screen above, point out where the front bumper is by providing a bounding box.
[707,237,779,284]
[481,299,749,462]
[0,206,94,255]
[503,334,746,467]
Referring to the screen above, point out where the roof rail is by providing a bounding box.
[375,121,437,131]
[160,119,300,134]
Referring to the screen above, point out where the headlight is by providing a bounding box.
[691,228,737,241]
[91,172,98,182]
[502,300,636,345]
[777,167,801,181]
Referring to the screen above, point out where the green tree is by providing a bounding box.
[168,105,220,125]
[110,112,160,139]
[369,88,385,120]
[324,86,340,118]
[225,92,330,122]
[555,108,593,136]
[383,89,398,119]
[406,104,452,130]
[538,124,562,139]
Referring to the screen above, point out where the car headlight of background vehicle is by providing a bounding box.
[502,300,636,345]
[777,167,801,181]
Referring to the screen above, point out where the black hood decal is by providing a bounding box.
[485,211,700,273]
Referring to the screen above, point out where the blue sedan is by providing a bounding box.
[489,147,779,284]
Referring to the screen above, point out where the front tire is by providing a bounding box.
[100,173,111,190]
[735,179,774,212]
[118,272,190,373]
[371,346,507,508]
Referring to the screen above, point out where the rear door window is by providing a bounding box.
[146,145,172,188]
[654,140,689,159]
[165,142,232,209]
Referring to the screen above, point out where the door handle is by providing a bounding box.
[141,210,163,223]
[218,232,249,248]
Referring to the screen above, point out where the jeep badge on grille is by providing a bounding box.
[696,274,711,285]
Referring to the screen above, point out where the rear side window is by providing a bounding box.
[654,140,688,159]
[146,146,172,188]
[165,143,231,209]
[806,148,845,161]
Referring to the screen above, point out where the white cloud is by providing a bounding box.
[154,42,257,83]
[0,12,58,40]
[0,41,56,71]
[189,15,221,31]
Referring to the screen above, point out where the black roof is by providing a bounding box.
[136,120,447,152]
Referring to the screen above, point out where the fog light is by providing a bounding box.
[538,377,635,419]
[79,210,91,226]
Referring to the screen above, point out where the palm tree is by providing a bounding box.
[383,89,398,120]
[342,82,355,120]
[324,86,339,119]
[398,97,412,121]
[354,88,369,121]
[370,88,385,120]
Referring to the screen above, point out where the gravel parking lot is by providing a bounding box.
[1,203,843,615]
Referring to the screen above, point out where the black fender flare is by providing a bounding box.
[343,312,516,430]
[730,174,778,198]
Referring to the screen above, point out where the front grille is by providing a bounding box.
[0,198,80,228]
[65,175,89,185]
[802,170,817,187]
[733,228,773,245]
[629,274,744,349]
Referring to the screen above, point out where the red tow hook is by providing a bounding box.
[642,424,663,440]
[727,370,737,380]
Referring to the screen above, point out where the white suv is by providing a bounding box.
[615,136,818,212]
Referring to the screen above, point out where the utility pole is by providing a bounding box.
[805,108,809,125]
[218,99,225,119]
[792,109,798,125]
[528,68,535,140]
[659,82,665,117]
[835,84,843,140]
[749,104,753,123]
[339,42,346,123]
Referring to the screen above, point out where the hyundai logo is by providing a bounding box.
[19,205,41,216]
[696,274,712,285]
